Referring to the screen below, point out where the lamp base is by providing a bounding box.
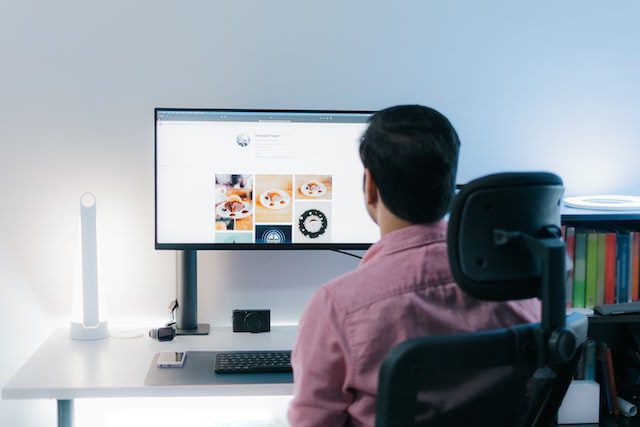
[175,323,210,336]
[70,321,110,340]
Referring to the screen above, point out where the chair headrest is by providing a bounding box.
[447,172,564,301]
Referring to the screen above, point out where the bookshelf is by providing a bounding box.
[561,206,640,308]
[561,207,640,426]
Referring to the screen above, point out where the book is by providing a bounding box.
[629,232,636,302]
[585,233,599,308]
[565,227,576,308]
[632,232,640,301]
[596,233,606,306]
[605,233,617,305]
[617,232,631,304]
[573,231,588,308]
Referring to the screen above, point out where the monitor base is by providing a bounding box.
[175,323,210,336]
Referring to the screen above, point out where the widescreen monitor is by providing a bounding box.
[155,109,379,249]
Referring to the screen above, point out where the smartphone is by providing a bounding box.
[157,351,187,368]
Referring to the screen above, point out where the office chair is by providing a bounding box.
[375,172,588,427]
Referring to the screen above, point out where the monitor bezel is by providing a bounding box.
[155,107,376,251]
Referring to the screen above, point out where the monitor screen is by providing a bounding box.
[155,109,379,249]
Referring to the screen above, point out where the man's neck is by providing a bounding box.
[378,209,414,237]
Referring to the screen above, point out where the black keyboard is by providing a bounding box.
[214,350,292,374]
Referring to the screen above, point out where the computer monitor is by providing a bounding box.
[155,109,379,250]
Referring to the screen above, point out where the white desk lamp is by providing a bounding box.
[70,193,109,340]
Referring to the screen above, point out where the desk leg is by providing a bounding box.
[57,399,74,427]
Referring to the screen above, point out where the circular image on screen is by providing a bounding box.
[298,209,328,239]
[262,228,286,244]
[300,180,327,198]
[236,133,251,147]
[259,189,291,210]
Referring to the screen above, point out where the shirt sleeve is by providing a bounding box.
[287,286,353,427]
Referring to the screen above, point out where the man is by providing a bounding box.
[287,105,540,427]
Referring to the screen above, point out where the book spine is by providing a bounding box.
[565,227,576,308]
[632,232,640,301]
[585,233,599,308]
[617,233,631,304]
[573,231,588,308]
[630,232,636,302]
[605,233,617,305]
[596,233,606,306]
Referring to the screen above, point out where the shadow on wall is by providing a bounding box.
[197,249,364,326]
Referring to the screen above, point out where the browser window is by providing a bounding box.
[156,110,379,247]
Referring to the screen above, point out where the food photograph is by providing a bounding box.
[295,174,332,200]
[255,174,293,223]
[215,174,254,231]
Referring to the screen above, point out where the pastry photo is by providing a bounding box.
[259,189,291,209]
[255,174,293,223]
[295,175,332,200]
[216,194,252,219]
[215,173,254,230]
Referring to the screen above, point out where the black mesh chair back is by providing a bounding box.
[375,172,588,427]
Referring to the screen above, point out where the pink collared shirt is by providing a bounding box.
[288,221,541,427]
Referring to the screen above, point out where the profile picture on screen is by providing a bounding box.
[295,174,332,200]
[255,174,293,224]
[236,133,251,147]
[215,174,254,231]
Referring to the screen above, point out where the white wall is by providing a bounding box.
[2,1,639,425]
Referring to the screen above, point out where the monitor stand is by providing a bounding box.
[175,250,210,335]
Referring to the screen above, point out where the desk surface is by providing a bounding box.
[2,326,297,400]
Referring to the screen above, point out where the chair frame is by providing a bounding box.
[375,172,588,427]
[376,313,587,426]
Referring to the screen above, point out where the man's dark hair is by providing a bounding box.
[359,105,460,223]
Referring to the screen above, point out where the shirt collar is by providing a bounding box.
[361,220,448,265]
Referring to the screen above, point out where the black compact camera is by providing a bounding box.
[232,309,271,333]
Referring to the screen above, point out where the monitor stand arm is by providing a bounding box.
[175,250,210,335]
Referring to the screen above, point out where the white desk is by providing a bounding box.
[2,326,297,426]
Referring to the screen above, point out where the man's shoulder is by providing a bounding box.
[310,260,381,314]
[320,266,366,300]
[321,247,449,315]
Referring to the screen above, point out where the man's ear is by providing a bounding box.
[364,169,378,206]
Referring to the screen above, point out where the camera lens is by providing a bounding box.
[244,312,264,333]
